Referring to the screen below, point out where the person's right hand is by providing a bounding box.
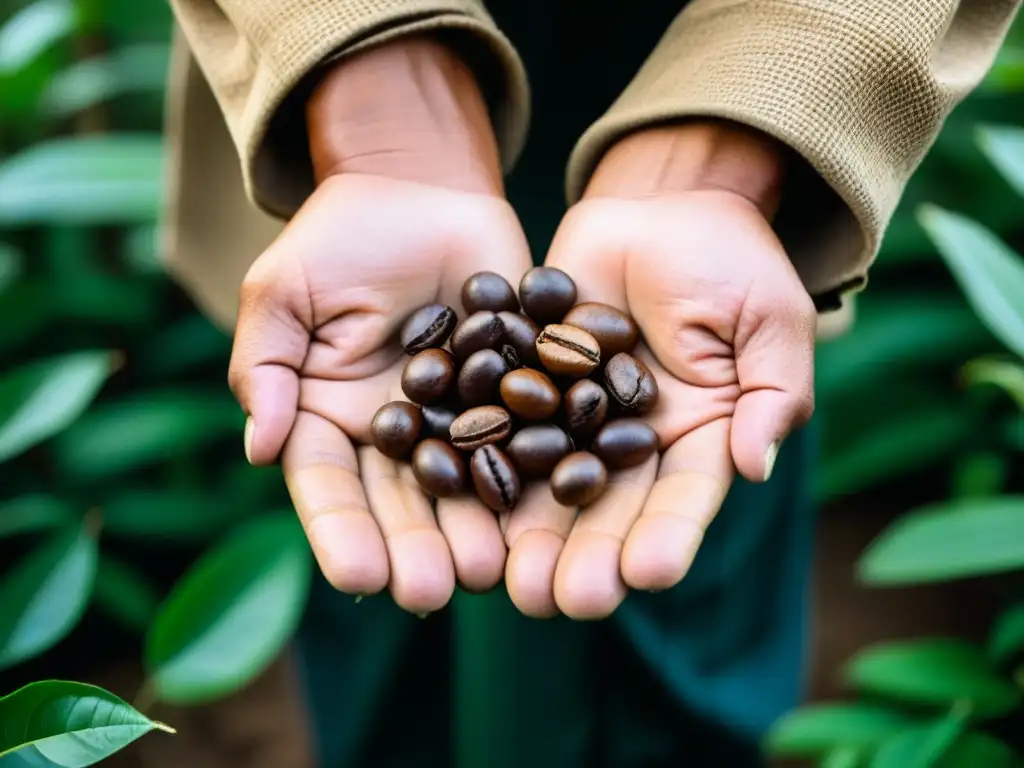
[227,38,533,615]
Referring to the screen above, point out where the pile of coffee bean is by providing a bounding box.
[371,268,659,514]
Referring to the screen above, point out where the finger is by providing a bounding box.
[436,495,506,593]
[229,255,311,466]
[282,410,389,596]
[553,456,658,620]
[359,447,456,614]
[504,483,577,618]
[731,282,816,482]
[621,418,733,592]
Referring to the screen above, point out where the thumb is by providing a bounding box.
[228,256,311,466]
[730,284,816,483]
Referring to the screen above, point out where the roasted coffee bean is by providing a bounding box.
[563,379,609,440]
[591,418,658,470]
[400,304,457,354]
[550,452,607,508]
[421,404,459,441]
[518,267,577,325]
[470,444,521,513]
[457,348,508,407]
[449,311,504,361]
[499,368,561,420]
[450,405,512,450]
[506,425,574,479]
[563,302,639,357]
[412,439,467,497]
[604,353,659,415]
[499,344,521,371]
[401,348,455,405]
[370,401,422,459]
[497,311,540,366]
[462,271,520,314]
[536,324,601,377]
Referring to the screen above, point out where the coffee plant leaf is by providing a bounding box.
[144,513,312,705]
[92,556,159,635]
[0,680,173,765]
[869,726,1014,768]
[0,521,99,670]
[0,496,75,539]
[988,603,1024,664]
[100,488,248,543]
[765,701,914,757]
[858,496,1024,586]
[845,639,1019,718]
[0,0,74,77]
[0,351,116,464]
[977,124,1024,197]
[962,357,1024,410]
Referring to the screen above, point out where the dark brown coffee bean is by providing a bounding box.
[604,353,659,415]
[498,311,540,366]
[412,439,467,497]
[450,405,512,450]
[401,304,457,354]
[421,404,459,441]
[536,324,600,377]
[550,452,607,508]
[401,349,455,405]
[370,401,421,459]
[457,348,508,407]
[506,425,574,479]
[591,419,658,470]
[449,311,504,361]
[518,267,577,325]
[462,271,520,314]
[499,344,520,371]
[499,368,561,420]
[562,302,639,357]
[563,379,609,440]
[470,444,521,513]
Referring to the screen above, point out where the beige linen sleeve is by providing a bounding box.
[568,0,1021,310]
[168,0,529,220]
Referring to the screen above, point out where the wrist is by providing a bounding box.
[307,35,503,196]
[583,120,786,218]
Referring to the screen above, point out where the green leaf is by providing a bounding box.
[870,727,1014,768]
[845,639,1019,718]
[988,603,1024,664]
[950,451,1009,499]
[101,488,247,543]
[51,390,244,481]
[0,496,75,538]
[0,351,117,464]
[858,496,1024,585]
[821,747,863,768]
[765,702,914,757]
[40,44,169,118]
[0,680,173,765]
[0,0,75,77]
[918,205,1024,359]
[92,556,159,635]
[0,521,100,670]
[962,357,1024,410]
[977,124,1024,197]
[144,514,312,705]
[0,135,165,225]
[0,242,21,295]
[981,45,1024,94]
[136,315,232,378]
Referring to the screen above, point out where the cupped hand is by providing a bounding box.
[504,189,817,619]
[230,173,532,613]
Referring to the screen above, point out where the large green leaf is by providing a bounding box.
[949,450,1008,499]
[0,496,75,538]
[0,135,165,225]
[962,357,1024,410]
[92,556,159,634]
[0,351,116,464]
[870,727,1014,768]
[41,44,169,117]
[765,702,914,757]
[0,521,99,670]
[0,0,75,77]
[0,680,173,766]
[977,124,1024,197]
[101,488,248,543]
[845,639,1019,718]
[0,242,21,295]
[51,390,244,481]
[987,603,1024,664]
[144,514,312,705]
[859,496,1024,585]
[918,205,1024,359]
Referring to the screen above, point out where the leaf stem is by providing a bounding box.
[152,721,177,735]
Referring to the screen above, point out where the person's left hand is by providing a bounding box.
[503,122,818,619]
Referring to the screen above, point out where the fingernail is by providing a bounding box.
[243,418,255,464]
[764,440,780,482]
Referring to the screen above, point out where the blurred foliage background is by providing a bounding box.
[0,0,1022,766]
